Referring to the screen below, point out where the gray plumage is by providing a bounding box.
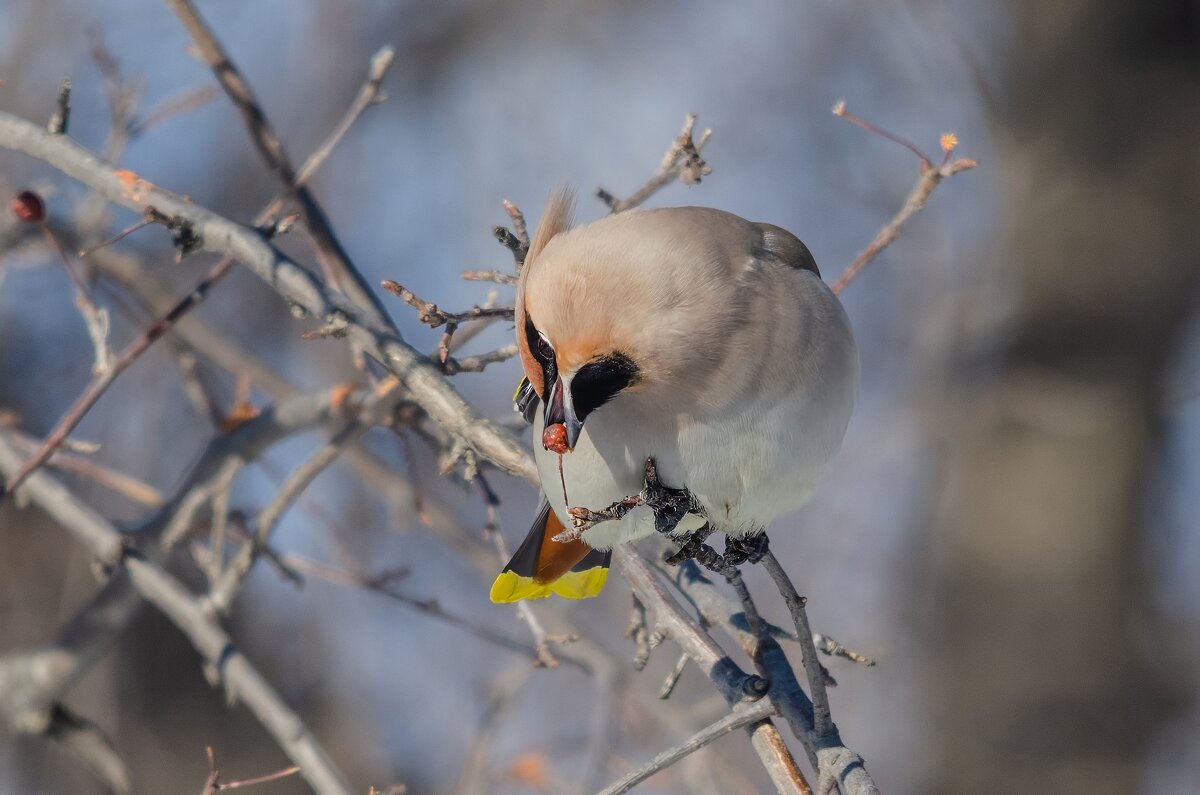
[517,198,858,550]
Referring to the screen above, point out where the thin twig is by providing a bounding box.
[25,204,113,373]
[595,699,777,795]
[130,85,218,137]
[1,255,234,500]
[206,419,371,614]
[491,198,531,265]
[204,746,301,793]
[829,102,976,294]
[381,279,514,329]
[277,554,555,664]
[434,290,504,366]
[813,635,876,667]
[46,706,132,795]
[293,46,395,188]
[83,32,140,176]
[461,269,518,286]
[492,225,526,265]
[760,551,830,738]
[659,652,690,700]
[596,113,713,213]
[627,596,652,671]
[48,77,71,135]
[441,344,518,375]
[831,100,931,164]
[2,427,164,506]
[165,0,393,325]
[206,466,234,584]
[78,216,154,257]
[503,199,529,248]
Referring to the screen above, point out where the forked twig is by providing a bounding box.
[203,746,301,794]
[1,255,234,501]
[829,101,976,294]
[597,113,713,212]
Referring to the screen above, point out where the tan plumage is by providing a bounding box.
[494,192,857,600]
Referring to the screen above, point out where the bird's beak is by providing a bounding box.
[544,373,583,452]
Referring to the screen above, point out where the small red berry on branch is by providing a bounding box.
[11,190,45,223]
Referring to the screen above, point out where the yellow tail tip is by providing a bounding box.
[490,567,609,603]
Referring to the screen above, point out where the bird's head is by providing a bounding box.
[515,191,742,453]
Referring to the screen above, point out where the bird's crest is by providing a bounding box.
[525,188,575,267]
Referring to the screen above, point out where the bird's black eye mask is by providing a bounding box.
[522,313,639,423]
[524,314,556,399]
[571,353,639,422]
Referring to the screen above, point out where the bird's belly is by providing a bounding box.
[532,407,821,549]
[670,422,800,536]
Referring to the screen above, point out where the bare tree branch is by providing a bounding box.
[46,705,132,795]
[2,46,397,501]
[0,111,538,483]
[0,432,355,795]
[163,0,393,326]
[460,269,517,286]
[613,548,811,795]
[0,573,142,733]
[664,559,879,794]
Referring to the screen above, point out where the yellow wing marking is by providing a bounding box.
[489,566,608,603]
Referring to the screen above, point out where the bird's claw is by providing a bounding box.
[561,496,644,541]
[724,533,770,566]
[663,530,770,578]
[638,457,704,534]
[563,457,703,541]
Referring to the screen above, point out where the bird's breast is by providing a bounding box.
[533,398,819,549]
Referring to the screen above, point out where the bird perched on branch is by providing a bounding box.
[491,191,857,602]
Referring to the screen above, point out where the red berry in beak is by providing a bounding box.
[542,422,570,454]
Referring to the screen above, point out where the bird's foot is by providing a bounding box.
[663,524,717,566]
[723,533,770,566]
[663,531,770,578]
[639,457,704,534]
[561,458,702,542]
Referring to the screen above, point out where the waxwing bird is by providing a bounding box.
[490,191,858,603]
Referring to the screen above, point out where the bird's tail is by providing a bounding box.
[490,501,610,602]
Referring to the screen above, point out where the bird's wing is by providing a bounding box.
[490,501,611,603]
[513,376,540,424]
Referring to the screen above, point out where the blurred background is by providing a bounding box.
[0,0,1197,793]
